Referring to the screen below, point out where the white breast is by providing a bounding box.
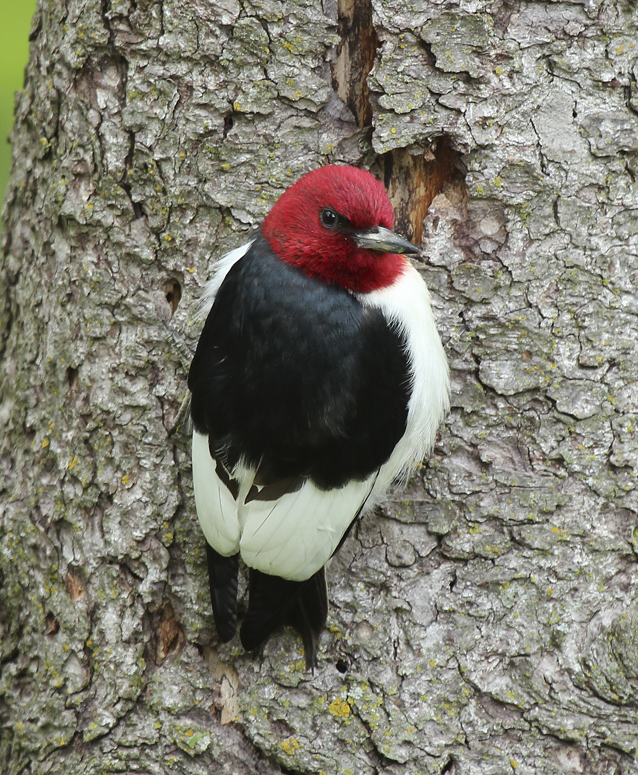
[357,260,450,498]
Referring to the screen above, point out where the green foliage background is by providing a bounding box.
[0,0,38,228]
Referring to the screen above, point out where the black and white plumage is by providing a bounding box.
[188,165,450,666]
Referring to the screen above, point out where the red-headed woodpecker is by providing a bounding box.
[188,165,450,667]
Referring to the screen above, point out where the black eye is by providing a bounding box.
[320,208,338,229]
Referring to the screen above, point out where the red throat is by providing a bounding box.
[261,166,408,294]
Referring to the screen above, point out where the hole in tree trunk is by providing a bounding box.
[65,567,86,602]
[157,601,184,663]
[164,278,182,315]
[377,139,466,244]
[67,366,79,397]
[45,612,59,636]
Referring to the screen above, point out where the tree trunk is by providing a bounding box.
[2,0,638,773]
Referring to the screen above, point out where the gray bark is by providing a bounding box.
[1,0,638,773]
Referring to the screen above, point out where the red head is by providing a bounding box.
[261,166,417,294]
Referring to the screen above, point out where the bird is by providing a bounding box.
[188,165,450,668]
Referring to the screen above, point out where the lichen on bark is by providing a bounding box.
[1,0,638,773]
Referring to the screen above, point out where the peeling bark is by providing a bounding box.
[1,0,638,773]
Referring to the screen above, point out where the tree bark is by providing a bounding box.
[2,0,638,773]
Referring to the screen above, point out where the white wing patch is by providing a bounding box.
[192,431,241,556]
[238,475,376,581]
[192,432,376,581]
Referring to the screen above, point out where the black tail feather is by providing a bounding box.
[240,567,328,668]
[206,544,239,642]
[285,570,328,669]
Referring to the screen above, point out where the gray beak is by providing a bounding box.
[352,226,419,255]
